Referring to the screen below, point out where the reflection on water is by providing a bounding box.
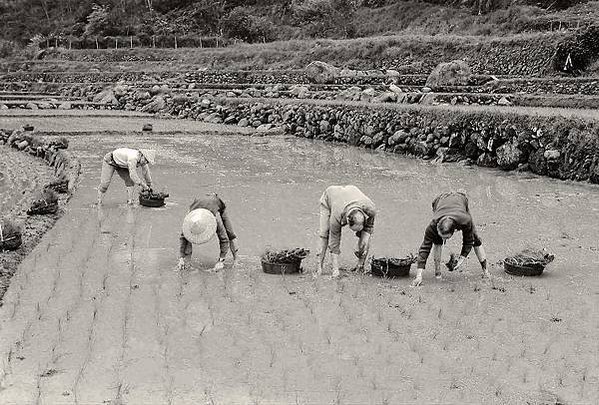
[74,133,599,276]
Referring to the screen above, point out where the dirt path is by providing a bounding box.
[0,130,597,404]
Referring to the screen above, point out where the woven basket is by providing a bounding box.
[139,195,166,207]
[27,201,58,215]
[504,260,545,276]
[371,257,412,278]
[0,234,22,251]
[261,260,302,275]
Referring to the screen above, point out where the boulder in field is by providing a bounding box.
[113,84,129,97]
[290,85,309,98]
[58,102,72,110]
[133,91,151,101]
[425,60,472,88]
[498,96,512,106]
[238,118,249,127]
[372,92,397,103]
[257,123,273,132]
[141,96,166,113]
[496,140,522,170]
[93,89,118,105]
[389,84,403,94]
[37,101,53,109]
[26,102,38,110]
[305,61,340,84]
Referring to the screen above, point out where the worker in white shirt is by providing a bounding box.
[97,148,156,205]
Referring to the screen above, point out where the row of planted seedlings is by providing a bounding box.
[0,127,80,252]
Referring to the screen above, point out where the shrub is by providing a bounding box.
[222,7,277,43]
[553,25,599,74]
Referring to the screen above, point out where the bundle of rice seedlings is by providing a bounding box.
[261,247,310,264]
[505,248,555,267]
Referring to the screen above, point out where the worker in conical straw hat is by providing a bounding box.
[97,148,156,205]
[178,192,239,272]
[411,191,489,287]
[316,185,376,278]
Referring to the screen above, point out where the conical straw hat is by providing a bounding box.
[182,208,217,245]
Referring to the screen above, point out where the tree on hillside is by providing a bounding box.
[222,6,277,42]
[292,0,358,37]
[84,3,110,36]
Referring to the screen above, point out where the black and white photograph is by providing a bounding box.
[0,0,598,403]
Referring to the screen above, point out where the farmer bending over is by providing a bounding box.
[178,193,239,272]
[411,191,489,287]
[317,185,376,278]
[98,148,155,205]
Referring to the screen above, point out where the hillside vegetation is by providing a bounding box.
[0,0,596,51]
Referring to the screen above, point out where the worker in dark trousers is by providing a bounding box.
[411,192,489,287]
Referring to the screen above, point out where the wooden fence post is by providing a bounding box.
[130,36,133,49]
[95,38,99,49]
[152,35,156,48]
[175,35,177,49]
[115,38,118,49]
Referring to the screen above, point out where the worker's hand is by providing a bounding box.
[452,256,467,272]
[213,259,225,272]
[411,275,423,287]
[140,183,150,191]
[177,258,186,272]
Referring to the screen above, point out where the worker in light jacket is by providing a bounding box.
[316,185,376,278]
[98,148,155,205]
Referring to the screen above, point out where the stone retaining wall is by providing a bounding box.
[168,99,599,184]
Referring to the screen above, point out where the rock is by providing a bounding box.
[141,96,166,113]
[372,132,386,146]
[590,164,599,184]
[238,118,249,127]
[319,120,331,133]
[477,153,497,168]
[93,89,118,105]
[290,85,310,98]
[188,83,196,90]
[142,123,153,132]
[305,61,340,84]
[37,102,53,109]
[360,136,373,146]
[337,86,362,101]
[362,88,377,97]
[172,95,189,104]
[528,149,547,175]
[421,87,432,93]
[0,104,8,110]
[17,140,29,150]
[544,150,560,160]
[200,98,212,108]
[257,124,273,132]
[224,115,237,125]
[113,84,129,97]
[496,140,522,170]
[26,102,38,110]
[388,84,403,94]
[226,92,237,98]
[372,92,397,103]
[498,96,512,106]
[133,91,151,101]
[420,93,435,105]
[58,102,72,110]
[385,69,400,82]
[425,60,472,88]
[388,130,409,146]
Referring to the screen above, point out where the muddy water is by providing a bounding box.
[2,131,597,404]
[75,132,599,277]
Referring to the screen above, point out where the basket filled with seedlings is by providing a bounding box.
[139,189,170,207]
[27,189,59,215]
[44,177,69,194]
[370,254,416,278]
[0,219,22,251]
[261,247,310,275]
[504,248,555,276]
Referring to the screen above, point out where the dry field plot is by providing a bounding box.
[0,119,597,404]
